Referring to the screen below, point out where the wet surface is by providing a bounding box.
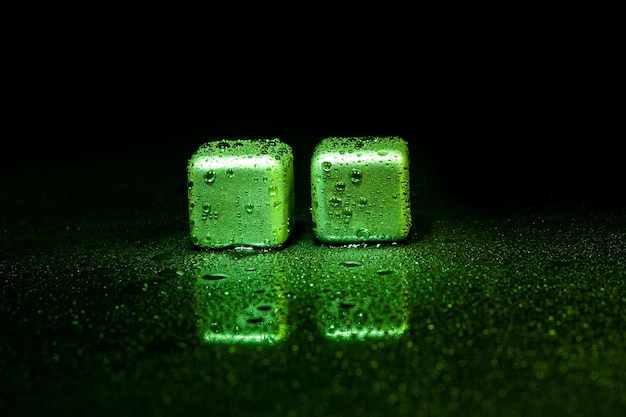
[1,135,625,417]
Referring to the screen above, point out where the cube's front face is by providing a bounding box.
[310,136,411,244]
[187,139,294,249]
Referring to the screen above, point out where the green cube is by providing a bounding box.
[310,136,412,244]
[187,138,295,249]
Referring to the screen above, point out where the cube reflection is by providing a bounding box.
[314,248,410,340]
[193,252,292,344]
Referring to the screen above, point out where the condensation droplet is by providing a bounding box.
[204,170,216,184]
[356,228,370,240]
[245,203,254,213]
[350,169,362,184]
[322,161,332,172]
[226,169,234,178]
[202,202,211,214]
[342,261,362,267]
[358,197,368,207]
[330,196,342,207]
[335,181,346,192]
[269,186,278,196]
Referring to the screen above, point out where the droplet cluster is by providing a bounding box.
[310,136,412,244]
[187,138,295,249]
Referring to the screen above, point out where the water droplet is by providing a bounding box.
[201,273,228,281]
[226,169,234,178]
[358,197,368,207]
[322,161,332,172]
[356,228,370,240]
[335,181,346,192]
[330,196,342,206]
[247,317,263,324]
[350,169,362,184]
[204,170,216,184]
[376,269,393,275]
[202,202,211,214]
[269,186,278,196]
[342,261,362,267]
[245,203,254,213]
[343,207,353,217]
[217,141,230,149]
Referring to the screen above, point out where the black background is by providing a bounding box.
[4,4,621,208]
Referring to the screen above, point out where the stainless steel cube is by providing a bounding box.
[310,136,411,243]
[187,138,295,249]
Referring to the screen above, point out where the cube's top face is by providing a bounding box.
[188,138,293,171]
[187,138,295,249]
[310,136,411,244]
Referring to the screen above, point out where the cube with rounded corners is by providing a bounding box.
[310,136,411,244]
[187,138,295,249]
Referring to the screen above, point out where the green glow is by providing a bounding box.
[187,138,295,249]
[193,253,291,345]
[314,247,410,340]
[310,136,412,243]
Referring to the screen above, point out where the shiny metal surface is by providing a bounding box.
[311,136,412,243]
[187,139,295,249]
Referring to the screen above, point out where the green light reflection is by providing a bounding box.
[193,251,292,345]
[314,247,410,341]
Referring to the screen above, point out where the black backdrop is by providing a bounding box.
[4,4,621,208]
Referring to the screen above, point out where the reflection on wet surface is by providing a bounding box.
[191,244,411,344]
[313,248,410,340]
[193,251,292,344]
